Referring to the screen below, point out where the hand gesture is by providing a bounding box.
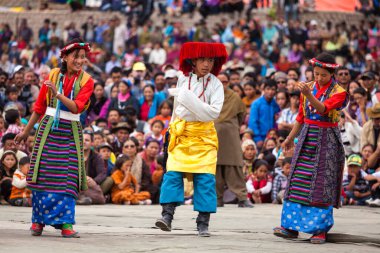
[298,82,311,96]
[282,138,294,154]
[44,80,57,97]
[14,131,28,145]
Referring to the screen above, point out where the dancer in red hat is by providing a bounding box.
[155,42,227,237]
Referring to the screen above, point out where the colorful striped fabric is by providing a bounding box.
[27,116,83,199]
[288,125,319,205]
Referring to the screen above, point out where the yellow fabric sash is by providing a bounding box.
[166,118,218,175]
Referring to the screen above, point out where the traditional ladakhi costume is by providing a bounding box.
[155,42,227,236]
[274,57,349,243]
[27,42,94,238]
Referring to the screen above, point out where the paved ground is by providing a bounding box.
[0,204,379,253]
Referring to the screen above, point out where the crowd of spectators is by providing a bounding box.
[0,2,380,208]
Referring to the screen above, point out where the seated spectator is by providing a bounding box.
[343,154,372,205]
[148,100,172,135]
[361,144,375,173]
[97,143,116,197]
[145,120,164,146]
[77,133,106,205]
[0,150,18,203]
[9,156,31,206]
[111,155,151,205]
[367,170,380,207]
[108,78,140,117]
[277,90,300,131]
[361,103,380,148]
[139,139,160,175]
[242,81,259,109]
[272,157,292,204]
[242,139,257,177]
[4,109,22,135]
[139,84,165,121]
[0,133,27,161]
[353,87,372,126]
[122,137,159,203]
[111,122,131,156]
[246,160,273,203]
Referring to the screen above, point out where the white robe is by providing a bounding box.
[169,73,224,122]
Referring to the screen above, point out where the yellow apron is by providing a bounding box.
[167,118,218,175]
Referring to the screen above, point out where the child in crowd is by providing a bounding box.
[342,154,372,205]
[272,157,292,204]
[98,143,115,177]
[246,160,273,203]
[4,109,22,135]
[145,120,164,147]
[111,155,151,205]
[9,156,31,206]
[242,139,257,178]
[148,100,172,136]
[0,150,18,203]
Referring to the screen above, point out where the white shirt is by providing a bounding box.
[148,48,167,65]
[169,73,224,122]
[276,107,298,124]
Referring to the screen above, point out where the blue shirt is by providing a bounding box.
[248,96,280,143]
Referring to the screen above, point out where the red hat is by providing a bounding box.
[179,42,228,76]
[60,42,91,58]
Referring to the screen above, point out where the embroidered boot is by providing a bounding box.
[310,232,326,244]
[61,224,80,238]
[155,203,176,232]
[30,223,45,236]
[196,212,211,237]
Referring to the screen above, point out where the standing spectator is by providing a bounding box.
[113,17,127,54]
[335,66,351,91]
[339,110,362,157]
[48,22,61,46]
[215,73,253,208]
[38,19,50,44]
[81,16,97,43]
[149,43,167,67]
[248,79,280,149]
[361,71,379,105]
[17,19,33,46]
[284,0,299,21]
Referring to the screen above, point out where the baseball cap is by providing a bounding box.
[347,154,362,166]
[310,20,318,26]
[164,69,177,79]
[362,71,375,80]
[132,62,146,71]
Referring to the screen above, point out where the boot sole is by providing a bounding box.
[62,232,80,238]
[155,220,171,232]
[273,228,298,239]
[198,232,210,237]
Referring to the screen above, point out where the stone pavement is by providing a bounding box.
[0,204,379,253]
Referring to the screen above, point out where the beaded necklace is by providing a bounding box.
[188,73,211,102]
